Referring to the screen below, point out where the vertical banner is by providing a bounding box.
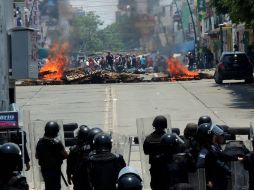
[181,3,191,32]
[197,0,206,19]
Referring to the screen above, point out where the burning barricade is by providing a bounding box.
[167,56,200,81]
[18,41,214,86]
[39,42,70,80]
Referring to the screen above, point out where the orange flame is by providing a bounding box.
[167,57,199,81]
[39,42,70,80]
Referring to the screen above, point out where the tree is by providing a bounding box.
[70,12,141,53]
[100,23,124,51]
[211,0,254,27]
[100,15,141,51]
[114,15,141,50]
[70,12,104,53]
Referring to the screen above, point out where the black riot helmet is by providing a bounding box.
[93,133,112,152]
[198,115,212,126]
[87,127,103,147]
[196,123,213,145]
[184,123,198,139]
[0,143,21,172]
[44,121,60,138]
[152,115,167,130]
[160,133,184,153]
[77,125,90,144]
[116,166,143,190]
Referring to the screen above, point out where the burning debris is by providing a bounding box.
[39,42,70,80]
[28,42,215,86]
[167,57,200,81]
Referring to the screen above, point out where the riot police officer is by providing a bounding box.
[143,115,167,190]
[198,115,212,126]
[88,132,126,190]
[160,133,195,189]
[0,143,29,190]
[36,121,68,190]
[206,124,238,190]
[196,123,214,168]
[87,127,103,151]
[181,123,199,161]
[116,166,143,190]
[67,125,91,190]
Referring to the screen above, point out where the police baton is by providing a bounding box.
[61,171,69,187]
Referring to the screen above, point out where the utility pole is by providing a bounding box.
[186,0,198,63]
[172,0,185,41]
[0,0,13,111]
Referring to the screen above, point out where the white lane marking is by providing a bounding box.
[104,86,110,132]
[104,85,117,133]
[111,88,117,133]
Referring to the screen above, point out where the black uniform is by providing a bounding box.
[205,144,236,190]
[0,172,29,190]
[169,153,196,187]
[88,152,126,190]
[36,137,66,190]
[143,130,166,190]
[67,144,91,190]
[11,131,30,170]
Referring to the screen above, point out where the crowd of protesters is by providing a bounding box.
[82,52,168,73]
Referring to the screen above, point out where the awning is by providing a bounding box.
[208,26,232,35]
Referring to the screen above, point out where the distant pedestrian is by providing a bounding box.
[106,52,114,71]
[140,55,146,69]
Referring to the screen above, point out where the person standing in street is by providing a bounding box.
[143,115,167,190]
[87,132,126,190]
[140,55,146,69]
[0,143,29,190]
[205,124,238,190]
[36,121,68,190]
[67,125,91,190]
[106,52,114,71]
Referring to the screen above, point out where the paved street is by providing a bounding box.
[16,79,254,188]
[17,79,254,134]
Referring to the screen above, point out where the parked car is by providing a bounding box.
[214,52,253,84]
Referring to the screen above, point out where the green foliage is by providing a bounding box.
[70,12,104,52]
[113,15,141,50]
[100,23,124,51]
[211,0,254,27]
[70,12,140,53]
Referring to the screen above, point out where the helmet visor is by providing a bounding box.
[173,133,185,144]
[210,124,224,136]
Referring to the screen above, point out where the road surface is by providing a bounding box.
[17,79,254,134]
[16,79,254,189]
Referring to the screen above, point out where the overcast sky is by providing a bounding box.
[68,0,118,27]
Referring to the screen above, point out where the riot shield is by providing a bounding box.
[111,132,132,165]
[231,161,249,190]
[188,168,206,190]
[250,121,254,151]
[223,140,250,190]
[28,120,67,190]
[136,115,172,189]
